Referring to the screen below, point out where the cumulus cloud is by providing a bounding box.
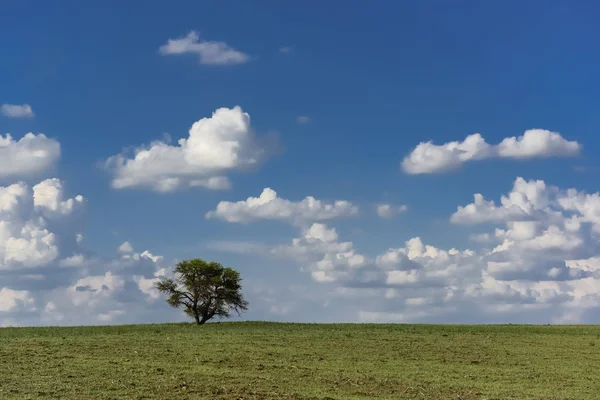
[260,223,486,307]
[68,272,125,307]
[452,177,600,283]
[0,177,173,326]
[1,104,34,118]
[402,129,581,174]
[451,192,530,224]
[206,188,358,225]
[272,223,367,283]
[376,203,407,218]
[105,106,275,192]
[4,222,60,268]
[33,179,84,215]
[118,241,134,254]
[159,31,249,66]
[496,130,581,158]
[452,177,582,226]
[209,176,600,323]
[59,254,86,268]
[0,179,83,269]
[0,133,61,179]
[41,241,170,325]
[0,287,35,312]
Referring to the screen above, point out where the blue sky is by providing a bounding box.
[2,1,600,325]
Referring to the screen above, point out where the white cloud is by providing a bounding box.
[279,46,292,54]
[59,254,86,268]
[0,182,27,213]
[105,106,273,192]
[4,222,59,267]
[402,129,581,174]
[357,309,451,323]
[33,179,84,215]
[469,233,493,243]
[0,133,61,179]
[97,310,126,322]
[206,188,358,225]
[376,237,479,290]
[1,104,34,118]
[0,287,35,312]
[452,177,600,283]
[376,203,407,218]
[451,177,551,224]
[0,123,180,326]
[159,31,249,66]
[209,177,600,323]
[0,179,83,269]
[451,176,600,229]
[402,133,490,174]
[272,223,367,283]
[262,223,484,299]
[451,193,529,224]
[134,266,168,301]
[0,176,174,326]
[497,129,581,158]
[68,272,125,307]
[118,241,134,254]
[296,116,311,124]
[557,189,600,232]
[304,223,340,242]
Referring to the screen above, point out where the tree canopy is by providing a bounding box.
[156,258,248,325]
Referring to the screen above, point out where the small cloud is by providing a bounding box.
[376,204,408,219]
[469,233,493,243]
[118,241,134,254]
[159,31,249,66]
[402,129,581,175]
[296,116,311,124]
[0,133,61,179]
[573,165,600,173]
[206,187,358,225]
[279,46,292,54]
[59,254,86,268]
[1,104,34,118]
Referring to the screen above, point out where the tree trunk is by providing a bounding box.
[199,310,215,325]
[194,312,202,325]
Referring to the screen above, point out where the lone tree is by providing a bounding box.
[156,258,248,325]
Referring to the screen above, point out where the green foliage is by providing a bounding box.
[1,323,600,399]
[156,258,248,324]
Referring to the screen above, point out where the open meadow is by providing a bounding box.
[1,322,599,399]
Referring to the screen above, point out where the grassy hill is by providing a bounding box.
[1,322,599,399]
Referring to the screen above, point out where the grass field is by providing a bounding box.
[1,322,599,399]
